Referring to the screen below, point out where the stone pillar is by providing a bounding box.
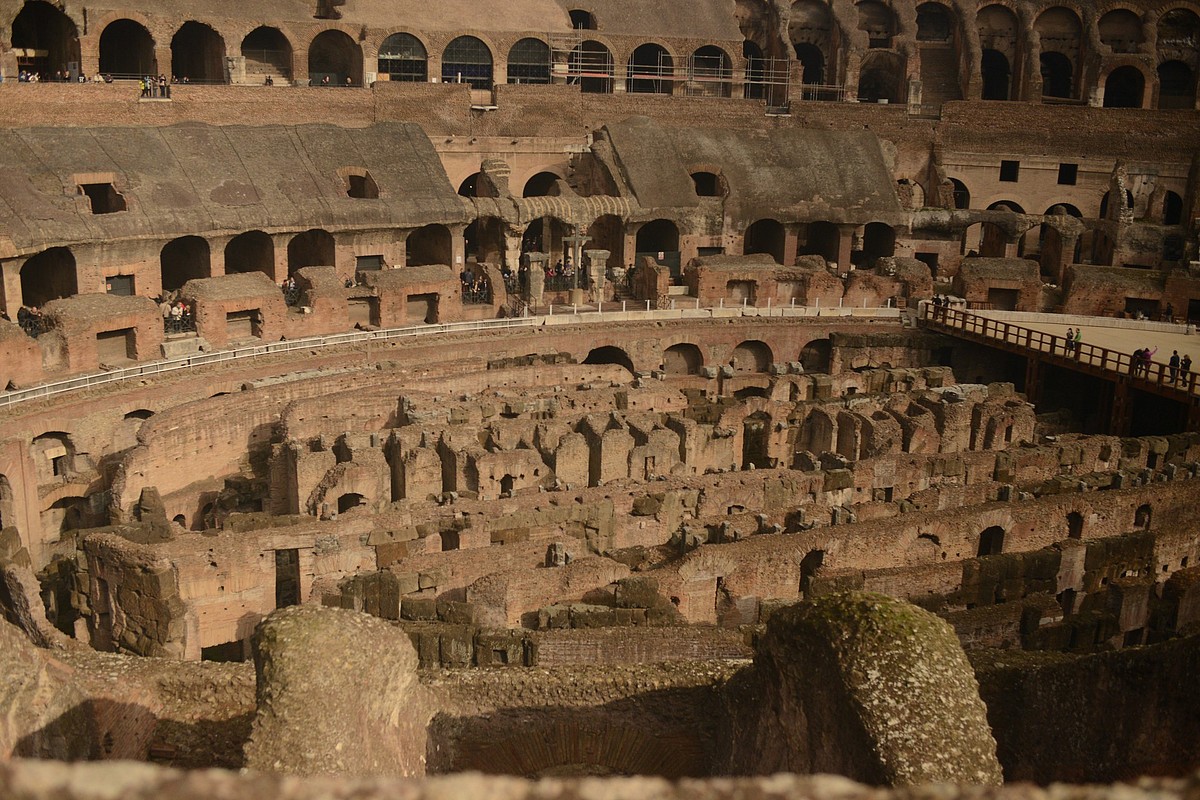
[836,225,856,277]
[586,249,610,301]
[154,47,171,78]
[526,252,547,306]
[782,225,800,267]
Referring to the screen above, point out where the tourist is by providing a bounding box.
[1141,346,1158,378]
[1170,350,1181,382]
[1181,354,1193,387]
[1065,328,1073,354]
[1073,328,1082,356]
[1132,349,1144,376]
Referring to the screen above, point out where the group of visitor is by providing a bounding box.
[15,305,46,338]
[19,70,113,83]
[459,267,491,304]
[1132,345,1192,383]
[140,76,172,98]
[159,296,195,334]
[282,276,301,306]
[1063,327,1083,355]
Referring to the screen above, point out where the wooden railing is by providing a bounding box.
[920,304,1200,398]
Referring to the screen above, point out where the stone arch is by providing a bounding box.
[224,231,274,276]
[961,222,1007,257]
[949,177,971,208]
[1099,9,1144,53]
[917,2,953,41]
[336,492,365,514]
[1134,502,1152,529]
[569,9,597,29]
[521,217,570,262]
[732,340,772,372]
[309,29,362,85]
[800,338,832,372]
[1067,510,1084,539]
[21,247,77,307]
[378,32,427,82]
[742,410,773,468]
[569,40,614,93]
[857,0,897,48]
[1163,190,1184,225]
[799,549,826,596]
[523,171,562,197]
[978,5,1020,99]
[1035,7,1083,99]
[508,37,550,84]
[627,42,673,94]
[11,0,80,79]
[689,45,733,97]
[1104,64,1145,106]
[978,524,1006,556]
[981,47,1013,98]
[442,35,493,89]
[31,431,75,483]
[242,26,293,82]
[800,220,840,262]
[860,221,896,264]
[171,21,227,82]
[458,172,483,197]
[586,214,625,269]
[287,229,336,274]
[583,345,635,373]
[161,236,211,292]
[691,171,726,197]
[99,19,156,76]
[663,343,703,375]
[744,219,785,264]
[636,219,680,254]
[407,224,453,267]
[790,0,837,87]
[1157,59,1196,108]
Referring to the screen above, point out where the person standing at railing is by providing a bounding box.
[1073,328,1082,358]
[1065,328,1073,355]
[1181,355,1193,388]
[1170,351,1181,382]
[1141,346,1157,378]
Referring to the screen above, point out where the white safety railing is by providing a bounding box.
[0,304,901,409]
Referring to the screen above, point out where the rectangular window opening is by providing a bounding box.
[1057,163,1078,185]
[999,161,1020,182]
[79,183,127,214]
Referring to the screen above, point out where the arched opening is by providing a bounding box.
[1157,60,1196,109]
[799,221,840,263]
[586,214,625,270]
[464,216,505,265]
[407,224,453,267]
[224,231,274,277]
[31,432,74,483]
[743,40,770,100]
[378,32,426,82]
[1134,503,1152,529]
[242,26,292,83]
[800,338,831,372]
[47,496,88,534]
[458,173,482,197]
[1067,511,1084,539]
[523,171,561,198]
[1099,9,1143,54]
[744,219,785,264]
[287,229,336,275]
[569,9,596,29]
[799,549,825,596]
[568,40,614,93]
[742,410,773,469]
[689,45,732,97]
[627,43,673,94]
[663,343,703,375]
[161,236,210,292]
[171,21,226,83]
[583,345,635,373]
[1039,51,1074,98]
[336,493,365,514]
[309,29,362,86]
[860,222,896,265]
[11,1,80,79]
[949,178,970,209]
[794,42,826,86]
[857,0,897,48]
[636,220,681,274]
[1163,191,1184,225]
[981,49,1011,99]
[961,222,1007,257]
[732,340,772,372]
[99,19,156,76]
[124,409,153,421]
[508,37,550,84]
[1035,7,1081,99]
[917,3,952,41]
[691,171,724,197]
[1104,65,1144,107]
[1100,189,1135,221]
[977,525,1005,556]
[20,247,76,307]
[499,474,515,497]
[521,217,570,262]
[442,35,493,89]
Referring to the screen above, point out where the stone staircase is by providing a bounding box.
[919,44,963,109]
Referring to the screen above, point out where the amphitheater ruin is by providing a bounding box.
[1,0,1199,797]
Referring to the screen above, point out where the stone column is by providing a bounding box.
[586,249,610,301]
[836,225,857,277]
[526,252,547,306]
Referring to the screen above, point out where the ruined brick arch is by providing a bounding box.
[1101,60,1152,106]
[977,524,1006,556]
[287,229,336,275]
[1157,59,1197,108]
[224,231,275,277]
[860,221,896,265]
[10,0,81,78]
[171,21,227,83]
[688,164,728,197]
[855,0,899,48]
[308,27,363,85]
[160,236,211,292]
[407,224,454,267]
[98,18,157,76]
[241,25,295,83]
[1098,8,1146,53]
[800,337,832,372]
[744,218,786,264]
[626,40,678,94]
[663,342,704,375]
[522,171,564,197]
[464,216,506,264]
[373,30,429,82]
[1035,6,1084,99]
[917,1,958,42]
[583,345,636,373]
[731,339,773,372]
[586,214,626,269]
[689,44,734,96]
[977,3,1022,99]
[20,246,77,307]
[789,0,840,87]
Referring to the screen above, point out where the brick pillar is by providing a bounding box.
[783,225,800,267]
[836,225,856,276]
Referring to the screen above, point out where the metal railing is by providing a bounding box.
[0,304,902,409]
[920,304,1200,397]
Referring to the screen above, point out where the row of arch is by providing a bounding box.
[583,338,833,377]
[784,0,1200,107]
[10,2,737,93]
